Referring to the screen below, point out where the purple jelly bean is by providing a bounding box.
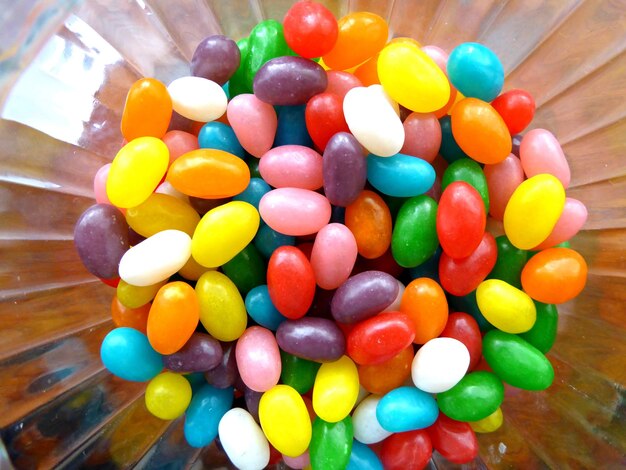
[276,317,345,362]
[253,56,328,106]
[163,333,223,373]
[204,342,239,389]
[244,385,263,422]
[511,134,522,157]
[323,132,367,207]
[331,270,400,324]
[191,35,241,85]
[74,204,129,279]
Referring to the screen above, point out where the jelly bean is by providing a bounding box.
[313,355,359,422]
[331,270,399,324]
[116,280,165,310]
[260,145,323,190]
[358,345,413,395]
[254,224,296,259]
[427,414,478,464]
[347,312,415,365]
[407,247,441,283]
[167,76,227,122]
[277,317,345,362]
[178,255,213,281]
[325,70,362,98]
[469,407,503,434]
[448,290,493,332]
[487,235,528,288]
[162,130,199,166]
[483,330,554,390]
[221,243,265,294]
[192,201,260,268]
[274,105,314,148]
[491,89,535,135]
[280,351,321,394]
[244,385,263,422]
[74,204,129,279]
[94,164,113,205]
[352,395,392,444]
[311,223,358,290]
[233,178,272,210]
[191,35,241,85]
[411,337,469,393]
[322,12,388,70]
[378,41,450,113]
[310,416,353,470]
[391,196,439,268]
[259,188,331,236]
[438,115,468,163]
[347,440,383,470]
[484,153,524,220]
[227,94,277,157]
[155,181,188,202]
[111,295,150,333]
[380,430,432,470]
[145,371,191,420]
[244,19,290,91]
[118,230,191,286]
[245,285,287,331]
[184,383,233,447]
[218,408,270,470]
[267,246,315,319]
[121,78,172,141]
[367,153,436,198]
[376,386,439,432]
[521,247,587,304]
[305,92,350,151]
[442,158,489,212]
[439,232,497,296]
[196,271,247,341]
[229,37,250,96]
[451,98,512,164]
[188,195,230,215]
[283,0,337,58]
[205,342,239,389]
[520,302,558,353]
[354,54,380,86]
[400,278,448,344]
[520,129,571,187]
[197,122,244,159]
[476,279,536,333]
[437,371,504,422]
[400,113,441,163]
[235,326,281,392]
[283,452,310,470]
[503,174,566,249]
[100,327,162,381]
[440,313,482,371]
[422,45,448,73]
[259,384,312,457]
[125,193,199,238]
[344,85,404,157]
[533,198,587,250]
[107,137,169,208]
[447,43,503,102]
[323,132,367,207]
[163,332,222,373]
[345,190,392,259]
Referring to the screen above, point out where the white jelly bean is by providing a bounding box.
[218,408,270,470]
[412,337,470,393]
[168,76,227,122]
[352,395,393,444]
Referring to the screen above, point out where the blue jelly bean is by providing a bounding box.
[439,116,468,164]
[447,289,493,332]
[184,384,234,447]
[233,177,271,210]
[100,327,163,382]
[185,372,208,393]
[274,105,314,148]
[198,121,245,159]
[254,224,296,259]
[447,42,504,102]
[376,386,439,432]
[367,153,436,198]
[245,285,287,330]
[347,440,383,470]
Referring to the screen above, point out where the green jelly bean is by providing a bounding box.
[222,243,266,294]
[244,20,290,91]
[447,290,493,332]
[441,158,489,212]
[437,371,504,422]
[483,330,555,391]
[280,350,321,394]
[520,302,558,353]
[487,235,528,289]
[248,157,262,179]
[310,416,353,470]
[439,116,468,163]
[391,195,438,268]
[229,37,250,97]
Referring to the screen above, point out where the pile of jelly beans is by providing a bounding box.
[75,1,589,469]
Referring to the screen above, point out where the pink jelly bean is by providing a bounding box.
[520,128,571,188]
[94,163,112,205]
[155,181,188,201]
[235,326,281,392]
[422,45,449,75]
[283,451,310,469]
[484,154,525,221]
[162,130,199,165]
[259,145,323,190]
[325,70,363,99]
[310,223,358,290]
[533,198,588,250]
[259,188,331,236]
[227,94,277,157]
[401,112,442,163]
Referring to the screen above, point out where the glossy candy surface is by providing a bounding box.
[401,112,441,163]
[520,129,571,187]
[276,317,345,362]
[283,0,338,58]
[218,408,270,470]
[392,196,439,268]
[345,190,392,259]
[191,35,241,85]
[184,384,233,447]
[447,43,503,102]
[267,246,316,319]
[168,76,227,122]
[227,94,277,157]
[380,430,432,470]
[313,355,359,422]
[400,278,448,344]
[367,153,436,198]
[323,132,367,206]
[259,145,323,190]
[484,154,524,220]
[347,312,415,365]
[196,271,247,341]
[100,327,163,382]
[245,285,287,331]
[376,386,439,432]
[121,78,172,141]
[259,188,331,236]
[476,279,536,333]
[310,416,353,470]
[358,345,413,395]
[125,193,200,238]
[306,92,350,151]
[236,326,281,392]
[491,89,535,135]
[412,337,470,393]
[428,415,478,464]
[437,371,504,422]
[163,332,222,373]
[310,223,358,290]
[352,395,393,444]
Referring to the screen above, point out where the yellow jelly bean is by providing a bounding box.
[116,279,167,309]
[378,41,450,113]
[145,372,192,420]
[503,174,565,250]
[178,255,214,281]
[312,355,359,423]
[259,385,312,457]
[196,270,247,341]
[192,201,260,268]
[476,279,536,333]
[470,406,503,433]
[126,193,200,237]
[107,137,169,208]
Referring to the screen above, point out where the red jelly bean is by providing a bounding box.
[491,89,535,135]
[427,414,479,464]
[440,313,482,371]
[381,430,432,470]
[347,312,415,365]
[267,246,316,319]
[283,0,338,59]
[305,92,350,151]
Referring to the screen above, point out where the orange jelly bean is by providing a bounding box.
[322,12,389,70]
[400,278,448,344]
[345,190,392,259]
[359,345,414,395]
[147,281,200,354]
[111,295,150,334]
[354,55,380,86]
[521,248,587,304]
[121,78,172,141]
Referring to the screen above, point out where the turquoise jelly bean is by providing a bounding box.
[198,122,245,159]
[184,384,234,447]
[100,327,163,382]
[347,440,384,470]
[376,386,439,432]
[254,224,296,259]
[245,285,287,330]
[274,105,314,148]
[233,178,272,210]
[447,290,493,332]
[447,42,504,102]
[439,116,468,164]
[367,153,436,198]
[222,82,230,100]
[185,372,208,393]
